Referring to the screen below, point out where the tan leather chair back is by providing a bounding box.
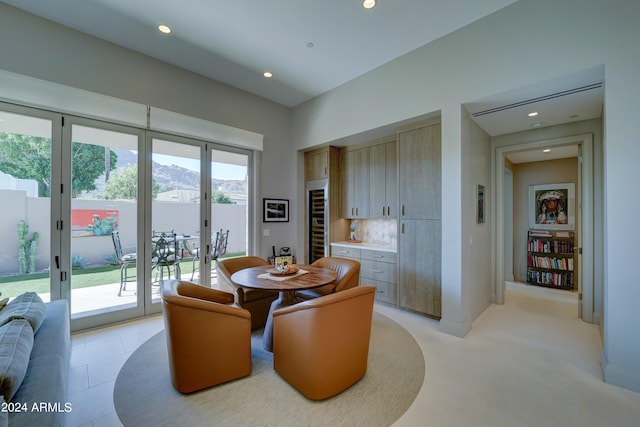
[161,280,251,393]
[311,256,360,292]
[217,256,268,293]
[273,285,376,400]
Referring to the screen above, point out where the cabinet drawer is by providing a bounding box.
[361,259,397,284]
[331,246,361,260]
[360,249,397,263]
[367,279,397,304]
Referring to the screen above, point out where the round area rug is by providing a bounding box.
[114,312,424,427]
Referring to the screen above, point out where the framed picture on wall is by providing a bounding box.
[476,184,486,224]
[529,183,575,230]
[263,198,289,222]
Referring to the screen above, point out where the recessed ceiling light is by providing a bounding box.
[363,0,376,9]
[158,24,172,34]
[527,112,539,117]
[263,72,273,78]
[307,42,314,48]
[543,149,551,153]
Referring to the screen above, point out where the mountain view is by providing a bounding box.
[111,148,246,195]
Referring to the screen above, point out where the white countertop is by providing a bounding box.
[330,241,397,253]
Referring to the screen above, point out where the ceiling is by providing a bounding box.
[3,0,519,107]
[3,0,604,160]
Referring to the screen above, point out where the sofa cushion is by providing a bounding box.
[0,319,34,402]
[0,292,46,333]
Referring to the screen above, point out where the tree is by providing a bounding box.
[0,132,117,197]
[104,165,161,200]
[212,189,234,204]
[0,133,51,196]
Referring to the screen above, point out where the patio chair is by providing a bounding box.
[152,230,181,282]
[211,229,229,274]
[111,231,136,296]
[182,239,200,281]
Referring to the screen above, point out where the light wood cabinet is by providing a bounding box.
[342,147,369,218]
[399,219,441,317]
[369,140,397,218]
[398,119,442,318]
[331,245,397,304]
[398,124,441,220]
[304,149,328,181]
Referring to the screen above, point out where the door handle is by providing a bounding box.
[55,256,60,269]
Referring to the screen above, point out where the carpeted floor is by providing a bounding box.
[114,312,424,427]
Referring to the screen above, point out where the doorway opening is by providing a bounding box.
[493,133,596,323]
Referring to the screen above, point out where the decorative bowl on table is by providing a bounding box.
[268,264,298,276]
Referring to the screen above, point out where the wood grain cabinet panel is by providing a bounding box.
[304,150,328,181]
[398,124,441,220]
[342,148,370,218]
[399,219,442,318]
[369,141,397,218]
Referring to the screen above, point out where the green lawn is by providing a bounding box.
[0,253,243,298]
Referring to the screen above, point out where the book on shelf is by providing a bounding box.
[528,230,553,237]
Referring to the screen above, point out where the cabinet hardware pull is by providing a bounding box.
[372,270,384,273]
[382,206,385,216]
[356,207,359,216]
[374,255,384,258]
[387,206,390,216]
[351,207,354,216]
[402,223,405,233]
[401,205,405,216]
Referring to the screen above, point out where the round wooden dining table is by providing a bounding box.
[231,265,338,352]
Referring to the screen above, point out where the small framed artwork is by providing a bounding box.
[263,198,289,222]
[529,183,575,230]
[476,184,486,224]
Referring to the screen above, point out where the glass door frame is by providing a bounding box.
[145,131,207,310]
[61,115,147,330]
[2,101,257,331]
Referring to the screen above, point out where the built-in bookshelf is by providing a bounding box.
[526,230,574,290]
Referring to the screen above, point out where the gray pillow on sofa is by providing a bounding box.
[0,292,46,333]
[0,319,34,402]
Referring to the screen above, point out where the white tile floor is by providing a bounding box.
[65,282,640,427]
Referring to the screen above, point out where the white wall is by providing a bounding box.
[291,0,640,392]
[0,2,293,262]
[463,111,493,323]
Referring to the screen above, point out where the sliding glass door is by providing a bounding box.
[0,105,58,304]
[209,148,249,288]
[62,117,146,328]
[148,134,202,304]
[1,102,254,330]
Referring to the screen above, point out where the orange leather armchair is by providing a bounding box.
[216,256,279,330]
[273,285,376,400]
[296,256,360,300]
[160,280,251,393]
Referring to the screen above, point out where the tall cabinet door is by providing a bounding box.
[398,121,442,318]
[398,124,441,220]
[369,141,397,218]
[399,219,441,317]
[342,147,369,218]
